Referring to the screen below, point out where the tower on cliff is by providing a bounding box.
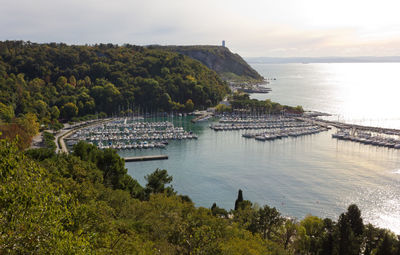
[222,40,226,47]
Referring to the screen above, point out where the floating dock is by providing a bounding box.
[124,155,168,162]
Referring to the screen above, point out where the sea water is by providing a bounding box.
[122,63,400,233]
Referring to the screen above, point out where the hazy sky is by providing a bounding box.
[1,0,400,57]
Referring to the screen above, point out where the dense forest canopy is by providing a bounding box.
[0,41,230,124]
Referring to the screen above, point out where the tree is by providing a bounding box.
[16,112,39,138]
[0,102,14,122]
[234,189,244,211]
[320,218,335,255]
[61,102,78,119]
[69,75,77,87]
[211,202,228,218]
[376,232,396,255]
[160,92,172,111]
[336,213,359,255]
[144,168,175,197]
[56,76,68,87]
[215,103,232,113]
[50,105,60,120]
[256,205,284,240]
[0,138,89,253]
[98,148,129,189]
[296,215,325,254]
[184,99,194,112]
[279,218,298,250]
[346,204,363,237]
[72,141,143,197]
[33,99,48,119]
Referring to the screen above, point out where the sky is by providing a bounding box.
[1,0,400,57]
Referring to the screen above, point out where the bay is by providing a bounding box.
[122,63,400,234]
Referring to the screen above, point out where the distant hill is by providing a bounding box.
[151,45,264,82]
[246,56,400,64]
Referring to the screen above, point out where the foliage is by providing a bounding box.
[0,139,90,253]
[211,203,229,218]
[43,131,56,151]
[215,103,232,113]
[230,92,304,114]
[144,168,175,198]
[1,138,400,254]
[0,41,230,125]
[0,112,40,149]
[72,141,143,198]
[0,102,14,122]
[234,189,244,210]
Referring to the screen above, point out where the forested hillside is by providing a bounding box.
[0,41,229,124]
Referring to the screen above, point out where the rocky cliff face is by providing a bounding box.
[153,45,263,82]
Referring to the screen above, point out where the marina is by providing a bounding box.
[332,128,400,149]
[210,115,330,140]
[119,63,400,235]
[57,63,400,235]
[65,117,198,150]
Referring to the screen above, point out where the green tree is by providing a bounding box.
[50,105,60,120]
[376,232,397,255]
[347,204,363,237]
[336,213,358,255]
[234,189,244,211]
[295,215,325,254]
[211,202,228,218]
[0,102,14,122]
[0,138,89,253]
[279,218,298,251]
[144,168,175,197]
[56,76,68,87]
[184,99,195,112]
[61,102,78,119]
[16,112,39,138]
[256,204,284,240]
[69,75,77,87]
[33,99,48,119]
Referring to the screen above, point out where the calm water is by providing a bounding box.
[122,63,400,234]
[251,63,400,129]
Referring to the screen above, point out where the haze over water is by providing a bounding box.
[124,63,400,234]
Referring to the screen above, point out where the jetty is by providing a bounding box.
[314,118,400,136]
[124,155,168,162]
[191,111,213,123]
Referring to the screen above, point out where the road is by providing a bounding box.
[55,119,111,154]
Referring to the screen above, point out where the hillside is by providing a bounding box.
[152,45,264,82]
[0,41,229,124]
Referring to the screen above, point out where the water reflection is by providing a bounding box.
[251,63,400,128]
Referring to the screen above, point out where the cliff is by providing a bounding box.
[152,45,263,82]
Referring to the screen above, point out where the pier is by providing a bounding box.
[191,112,213,123]
[124,155,168,162]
